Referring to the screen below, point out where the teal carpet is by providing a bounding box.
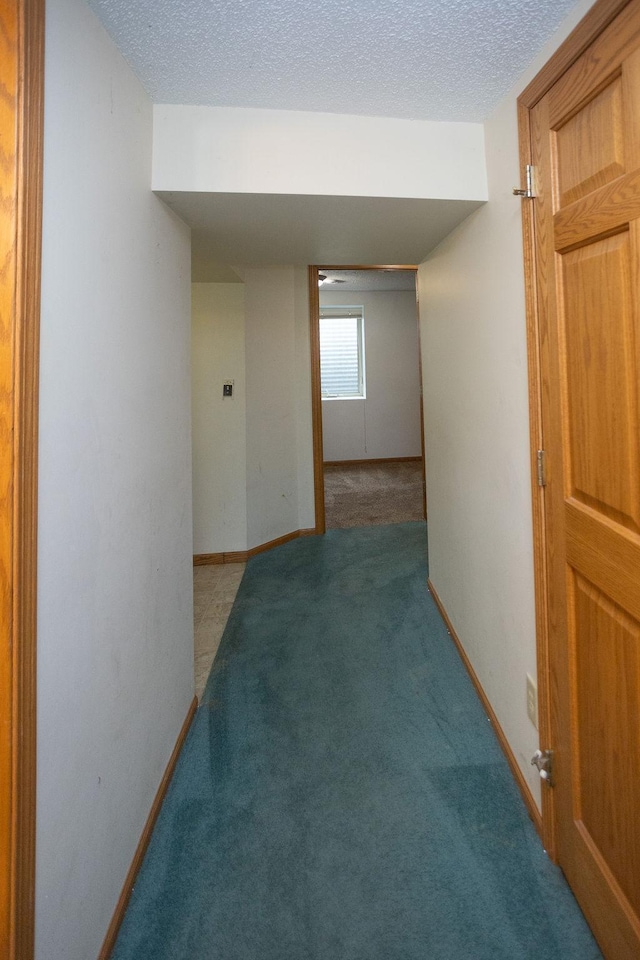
[111,523,601,960]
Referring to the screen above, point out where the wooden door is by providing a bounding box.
[530,2,640,956]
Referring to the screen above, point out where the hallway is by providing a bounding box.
[111,524,599,960]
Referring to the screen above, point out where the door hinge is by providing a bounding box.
[513,164,537,199]
[531,749,554,787]
[536,449,546,487]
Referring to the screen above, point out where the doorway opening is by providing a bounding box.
[309,265,426,534]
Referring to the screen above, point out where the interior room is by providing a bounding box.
[318,268,426,529]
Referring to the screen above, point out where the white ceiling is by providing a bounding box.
[166,193,484,278]
[320,270,416,291]
[189,266,416,289]
[87,0,579,122]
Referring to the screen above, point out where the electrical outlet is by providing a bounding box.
[526,674,538,729]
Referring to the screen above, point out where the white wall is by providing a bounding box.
[37,2,193,958]
[242,266,314,549]
[192,269,315,554]
[192,283,247,554]
[418,0,596,808]
[321,290,422,462]
[153,106,487,201]
[294,268,317,531]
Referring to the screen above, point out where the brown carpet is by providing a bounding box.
[324,460,425,529]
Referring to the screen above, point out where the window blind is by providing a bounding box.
[320,312,364,398]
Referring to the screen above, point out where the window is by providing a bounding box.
[319,307,365,399]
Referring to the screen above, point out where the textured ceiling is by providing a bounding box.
[87,0,580,122]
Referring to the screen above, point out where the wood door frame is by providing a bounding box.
[1,0,44,957]
[517,0,633,862]
[308,264,425,534]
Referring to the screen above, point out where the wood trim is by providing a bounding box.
[414,275,428,520]
[309,266,326,535]
[223,551,250,563]
[1,1,44,957]
[193,529,317,566]
[323,457,422,467]
[194,551,246,566]
[519,0,632,108]
[428,579,543,838]
[248,528,315,558]
[98,696,198,960]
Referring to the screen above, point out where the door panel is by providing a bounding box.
[573,574,640,917]
[556,77,625,208]
[561,231,640,531]
[565,500,640,621]
[531,3,640,956]
[548,1,640,128]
